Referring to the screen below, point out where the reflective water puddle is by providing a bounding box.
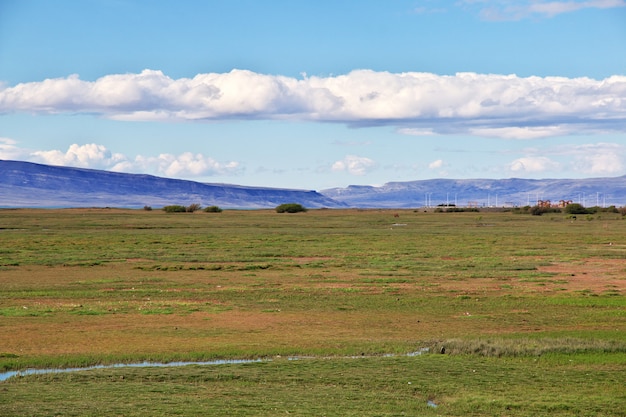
[0,349,429,382]
[0,359,262,382]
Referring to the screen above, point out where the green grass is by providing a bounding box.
[0,208,625,415]
[1,354,624,416]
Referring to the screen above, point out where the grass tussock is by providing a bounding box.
[431,337,626,357]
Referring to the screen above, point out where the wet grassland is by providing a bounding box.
[0,208,625,415]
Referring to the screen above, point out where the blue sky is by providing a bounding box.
[1,0,625,190]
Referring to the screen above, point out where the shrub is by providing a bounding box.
[143,205,152,211]
[588,205,618,214]
[512,206,530,214]
[445,207,479,213]
[564,203,588,215]
[529,206,545,216]
[186,203,202,213]
[162,205,187,213]
[529,206,561,216]
[204,205,223,213]
[275,203,307,213]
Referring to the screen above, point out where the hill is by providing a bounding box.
[321,177,626,208]
[0,160,346,209]
[3,159,626,209]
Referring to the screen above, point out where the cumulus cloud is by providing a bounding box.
[122,152,240,178]
[1,69,625,138]
[11,142,240,178]
[331,155,377,176]
[509,156,561,173]
[428,159,444,169]
[32,143,126,169]
[507,142,625,175]
[0,137,28,160]
[463,0,626,20]
[565,143,626,175]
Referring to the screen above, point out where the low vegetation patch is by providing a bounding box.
[162,204,203,213]
[429,337,626,357]
[203,205,222,213]
[162,204,187,213]
[275,203,307,213]
[0,209,624,414]
[434,207,480,212]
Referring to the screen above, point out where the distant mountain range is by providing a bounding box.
[0,160,345,209]
[2,159,625,209]
[321,177,626,208]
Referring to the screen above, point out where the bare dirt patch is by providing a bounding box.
[537,258,626,294]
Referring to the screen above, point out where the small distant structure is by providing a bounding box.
[467,201,479,208]
[537,199,573,208]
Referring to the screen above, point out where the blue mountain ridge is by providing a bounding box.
[0,160,345,209]
[2,159,626,209]
[321,177,626,208]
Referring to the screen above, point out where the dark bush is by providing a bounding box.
[276,203,307,213]
[162,205,187,213]
[445,207,479,213]
[564,203,589,215]
[143,205,153,211]
[588,205,618,214]
[204,205,223,213]
[529,206,562,216]
[434,207,479,213]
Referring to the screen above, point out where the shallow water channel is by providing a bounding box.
[0,359,262,382]
[0,349,429,383]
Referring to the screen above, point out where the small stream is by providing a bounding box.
[0,349,429,382]
[0,359,262,382]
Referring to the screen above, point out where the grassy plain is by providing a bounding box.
[0,208,625,415]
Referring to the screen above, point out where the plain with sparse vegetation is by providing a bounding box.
[0,208,624,416]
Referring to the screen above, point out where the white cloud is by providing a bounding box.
[0,137,28,160]
[509,156,561,173]
[566,143,626,175]
[124,152,240,178]
[3,141,239,178]
[1,70,625,138]
[464,0,626,20]
[397,128,436,136]
[31,143,126,169]
[506,142,626,176]
[331,155,377,176]
[428,159,444,169]
[469,126,572,140]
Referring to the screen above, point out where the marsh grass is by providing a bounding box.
[1,354,625,416]
[0,209,625,414]
[430,336,626,357]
